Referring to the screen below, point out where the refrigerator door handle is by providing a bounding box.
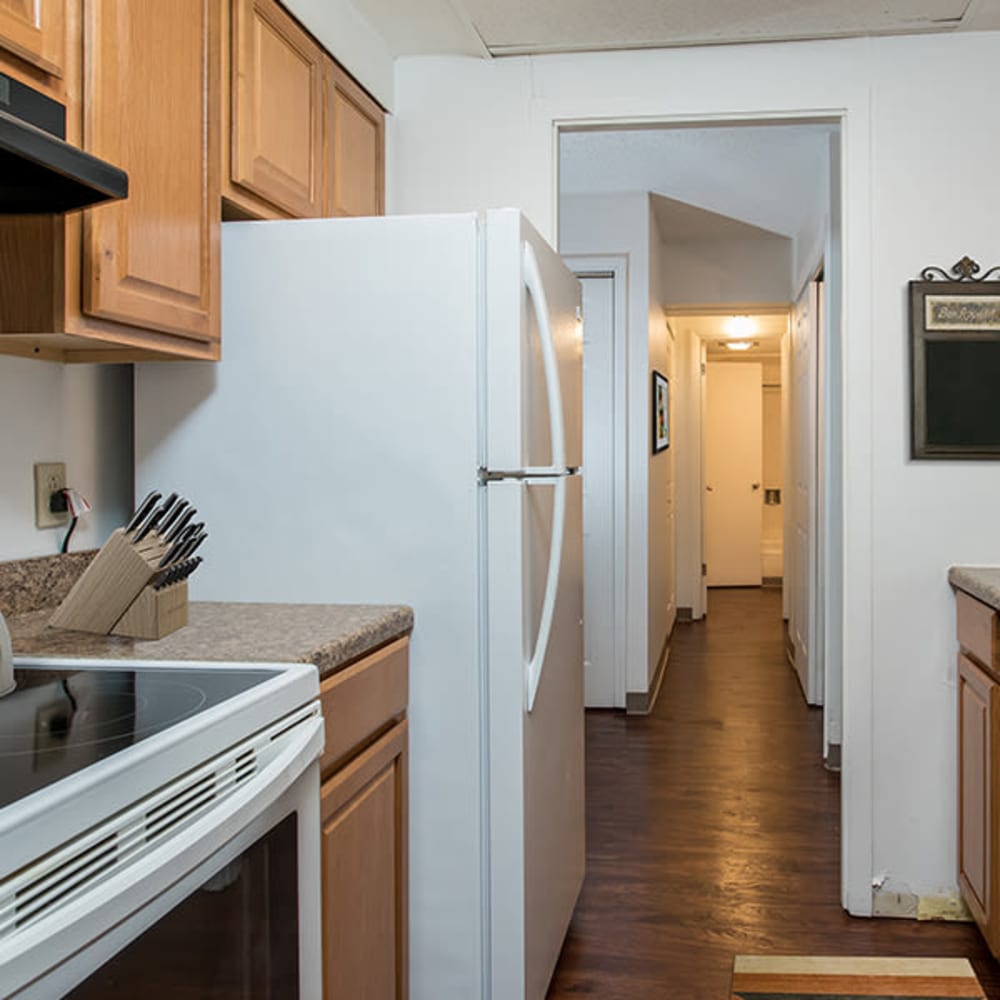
[525,475,566,712]
[523,240,566,471]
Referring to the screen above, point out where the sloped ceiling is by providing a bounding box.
[348,0,1000,59]
[560,124,833,242]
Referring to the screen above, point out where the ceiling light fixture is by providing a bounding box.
[724,315,756,338]
[724,340,756,352]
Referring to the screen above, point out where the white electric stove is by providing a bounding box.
[0,656,324,999]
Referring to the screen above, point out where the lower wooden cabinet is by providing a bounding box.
[956,590,1000,955]
[318,638,408,1000]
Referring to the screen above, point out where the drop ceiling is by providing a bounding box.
[348,0,1000,59]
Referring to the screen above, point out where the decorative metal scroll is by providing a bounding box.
[920,256,1000,282]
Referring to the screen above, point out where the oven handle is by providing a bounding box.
[4,711,324,1000]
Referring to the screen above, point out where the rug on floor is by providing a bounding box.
[730,955,986,999]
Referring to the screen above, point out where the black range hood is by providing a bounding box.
[0,72,127,214]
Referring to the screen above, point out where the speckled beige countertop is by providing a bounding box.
[1,552,413,679]
[949,566,1000,612]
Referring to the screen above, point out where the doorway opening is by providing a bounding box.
[556,117,843,762]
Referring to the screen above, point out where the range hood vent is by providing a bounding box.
[0,72,127,214]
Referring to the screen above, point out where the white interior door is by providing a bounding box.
[578,275,619,708]
[704,363,763,587]
[790,281,821,704]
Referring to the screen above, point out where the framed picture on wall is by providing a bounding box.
[910,258,1000,458]
[652,370,669,453]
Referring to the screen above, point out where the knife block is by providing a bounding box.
[111,581,189,640]
[50,527,175,636]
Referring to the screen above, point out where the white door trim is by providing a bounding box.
[563,253,629,710]
[554,106,870,916]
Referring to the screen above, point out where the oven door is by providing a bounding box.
[2,705,324,1000]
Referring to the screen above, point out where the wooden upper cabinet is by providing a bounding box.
[229,0,323,218]
[0,0,64,77]
[82,0,220,345]
[324,59,384,218]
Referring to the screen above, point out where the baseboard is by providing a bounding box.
[762,576,783,587]
[871,878,972,922]
[626,627,671,716]
[824,742,841,772]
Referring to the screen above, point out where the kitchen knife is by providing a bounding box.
[154,555,202,590]
[157,500,190,542]
[169,529,206,566]
[158,525,204,568]
[125,491,160,534]
[164,507,196,544]
[130,499,166,542]
[133,503,168,543]
[154,493,181,530]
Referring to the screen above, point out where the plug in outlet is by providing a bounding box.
[34,462,68,529]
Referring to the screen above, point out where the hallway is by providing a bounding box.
[547,587,1000,998]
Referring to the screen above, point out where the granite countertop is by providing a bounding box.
[9,602,413,679]
[1,552,413,680]
[949,566,1000,612]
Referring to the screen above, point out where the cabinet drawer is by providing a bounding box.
[319,637,408,774]
[957,590,998,670]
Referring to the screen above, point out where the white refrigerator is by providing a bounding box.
[134,209,585,1000]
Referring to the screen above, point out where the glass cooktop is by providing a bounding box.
[0,665,279,810]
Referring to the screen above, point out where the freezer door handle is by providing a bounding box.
[525,475,566,712]
[523,240,566,472]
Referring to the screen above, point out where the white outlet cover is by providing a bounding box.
[34,462,69,529]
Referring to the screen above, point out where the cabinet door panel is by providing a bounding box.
[231,0,322,218]
[82,0,219,343]
[321,720,407,1000]
[0,0,63,76]
[959,652,992,926]
[325,62,383,218]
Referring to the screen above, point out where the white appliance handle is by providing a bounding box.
[522,241,569,712]
[522,240,566,472]
[525,475,566,712]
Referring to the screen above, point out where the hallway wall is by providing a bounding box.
[648,210,675,678]
[559,192,657,694]
[388,28,1000,913]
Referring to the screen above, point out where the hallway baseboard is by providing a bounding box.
[626,628,671,716]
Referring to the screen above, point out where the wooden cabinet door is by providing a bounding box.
[321,720,408,1000]
[0,0,63,76]
[231,0,323,218]
[958,652,994,932]
[82,0,220,344]
[324,60,384,217]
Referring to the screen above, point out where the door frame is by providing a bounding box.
[555,109,865,915]
[563,254,629,709]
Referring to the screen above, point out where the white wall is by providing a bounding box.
[671,324,705,618]
[390,29,1000,913]
[648,209,675,682]
[559,192,652,695]
[0,358,132,559]
[662,235,793,305]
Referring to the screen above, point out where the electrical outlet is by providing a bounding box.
[34,462,68,529]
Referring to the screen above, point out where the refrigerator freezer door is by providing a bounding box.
[485,472,584,1000]
[485,210,582,474]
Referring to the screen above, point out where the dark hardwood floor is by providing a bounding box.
[547,586,1000,998]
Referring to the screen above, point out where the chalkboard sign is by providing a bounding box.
[911,276,1000,458]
